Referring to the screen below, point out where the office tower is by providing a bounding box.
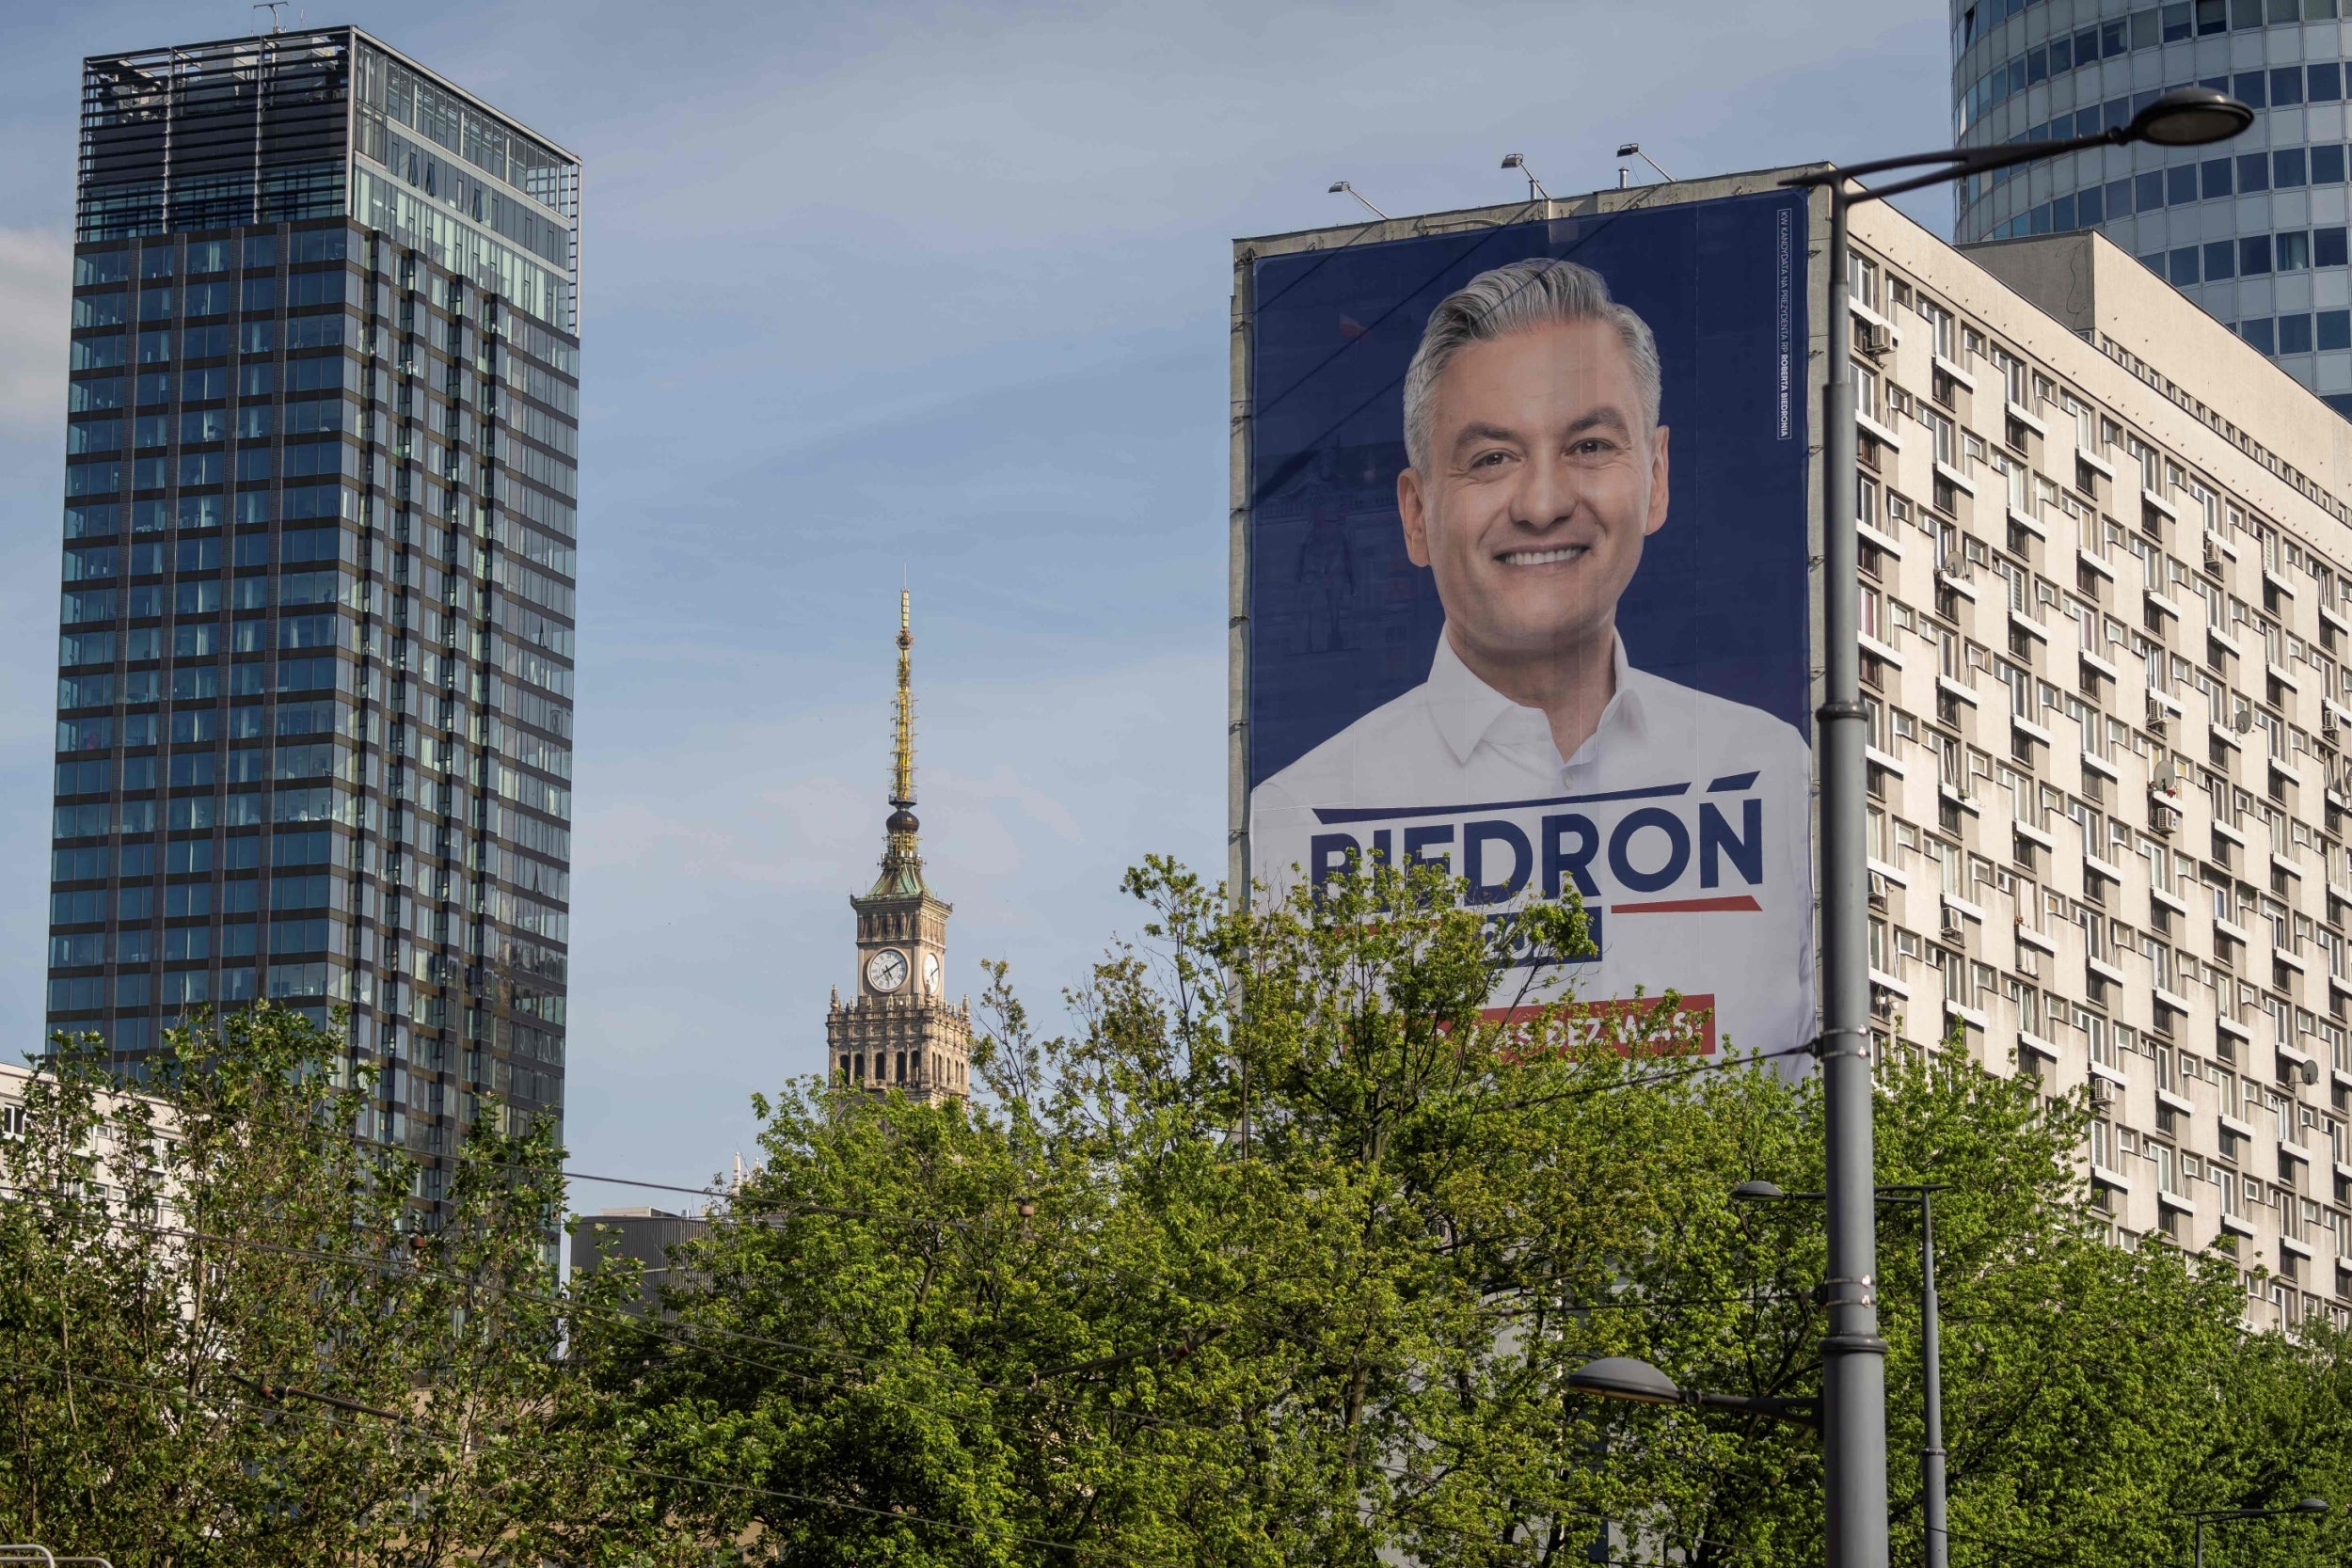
[1951,0,2352,414]
[53,28,580,1206]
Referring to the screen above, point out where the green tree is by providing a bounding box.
[8,866,2342,1565]
[0,1002,595,1565]
[580,861,2349,1567]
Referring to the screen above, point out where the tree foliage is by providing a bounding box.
[0,1002,596,1564]
[573,860,2352,1566]
[4,866,2347,1566]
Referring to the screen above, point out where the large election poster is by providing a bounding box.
[1242,190,1815,1056]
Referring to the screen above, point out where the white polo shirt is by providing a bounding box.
[1249,632,1817,1058]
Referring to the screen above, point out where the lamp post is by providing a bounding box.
[1778,84,2252,1568]
[2185,1497,2328,1568]
[1566,1355,1820,1430]
[1736,1179,1950,1568]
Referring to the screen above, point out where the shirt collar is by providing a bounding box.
[1422,629,1644,769]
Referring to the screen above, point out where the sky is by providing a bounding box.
[0,0,1957,1212]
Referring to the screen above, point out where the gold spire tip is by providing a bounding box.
[891,592,915,810]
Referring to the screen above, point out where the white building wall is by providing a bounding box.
[1852,199,2352,1330]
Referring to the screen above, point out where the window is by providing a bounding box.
[1848,253,1879,310]
[1915,297,1956,359]
[1923,406,1956,467]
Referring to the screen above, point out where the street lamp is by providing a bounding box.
[1736,1180,1950,1568]
[1566,1354,1820,1430]
[2185,1497,2328,1568]
[1779,82,2251,1568]
[1500,153,1550,202]
[1327,180,1388,220]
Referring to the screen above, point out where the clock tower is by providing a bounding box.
[826,594,972,1103]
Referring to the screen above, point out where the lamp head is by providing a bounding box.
[1732,1179,1788,1202]
[1566,1356,1683,1406]
[1615,142,1640,158]
[2125,87,2255,149]
[2296,1498,2330,1514]
[1327,181,1349,194]
[1501,153,1526,170]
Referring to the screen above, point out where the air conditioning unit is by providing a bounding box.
[2204,534,2226,573]
[1941,905,1966,939]
[2146,695,2169,735]
[1857,320,1894,361]
[1868,872,1889,911]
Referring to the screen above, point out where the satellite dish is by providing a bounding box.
[2234,708,2254,734]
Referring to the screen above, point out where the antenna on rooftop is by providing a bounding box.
[253,2,287,33]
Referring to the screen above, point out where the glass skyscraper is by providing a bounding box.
[52,28,580,1203]
[1952,0,2352,415]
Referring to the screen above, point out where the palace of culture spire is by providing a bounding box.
[825,593,971,1101]
[872,590,926,898]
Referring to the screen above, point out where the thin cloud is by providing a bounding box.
[0,227,69,439]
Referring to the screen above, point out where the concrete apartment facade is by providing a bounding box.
[1854,192,2351,1327]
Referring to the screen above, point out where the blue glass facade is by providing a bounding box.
[1953,0,2352,414]
[52,29,580,1206]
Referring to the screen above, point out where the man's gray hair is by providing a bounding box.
[1402,257,1662,472]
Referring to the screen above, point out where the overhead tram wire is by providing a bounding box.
[0,1174,1781,1420]
[44,1000,1780,1216]
[1249,180,1557,321]
[1,1353,1639,1563]
[0,1180,1156,1430]
[1247,180,1680,506]
[0,1179,1510,1466]
[3,1032,1836,1457]
[17,1041,1836,1359]
[3,1152,1859,1488]
[442,1040,1815,1203]
[1476,1038,1821,1116]
[1250,188,1560,427]
[0,1357,1167,1568]
[0,1176,1823,1513]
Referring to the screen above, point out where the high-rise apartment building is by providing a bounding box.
[1951,0,2352,415]
[51,28,580,1204]
[1865,203,2350,1330]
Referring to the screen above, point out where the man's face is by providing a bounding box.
[1399,318,1669,667]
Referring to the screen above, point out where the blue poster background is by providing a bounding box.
[1245,190,1812,788]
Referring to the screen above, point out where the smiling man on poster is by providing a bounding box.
[1248,257,1816,1056]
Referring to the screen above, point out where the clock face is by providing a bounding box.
[865,948,909,993]
[921,952,941,994]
